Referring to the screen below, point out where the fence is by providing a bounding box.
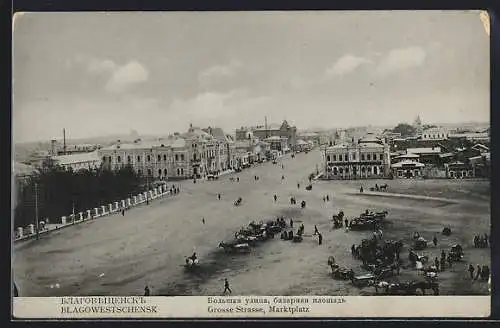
[13,184,175,243]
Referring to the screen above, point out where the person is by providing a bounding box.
[13,281,19,297]
[314,225,319,235]
[396,262,401,275]
[484,233,489,247]
[435,257,440,271]
[447,254,453,268]
[191,252,197,261]
[297,183,300,189]
[282,164,284,169]
[318,233,323,245]
[375,183,379,191]
[218,193,221,200]
[144,285,150,296]
[360,186,364,193]
[122,209,125,216]
[468,264,475,279]
[274,194,278,202]
[344,219,349,228]
[475,265,482,280]
[351,244,356,258]
[237,177,239,182]
[433,235,438,246]
[290,218,294,228]
[223,278,232,294]
[326,195,330,202]
[202,218,205,224]
[322,196,326,202]
[282,175,285,180]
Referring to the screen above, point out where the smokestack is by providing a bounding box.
[63,128,66,155]
[265,116,268,139]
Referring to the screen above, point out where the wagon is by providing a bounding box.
[332,267,355,280]
[449,244,464,261]
[351,273,376,288]
[414,237,428,250]
[206,174,218,180]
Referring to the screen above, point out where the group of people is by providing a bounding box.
[433,250,455,272]
[473,234,489,248]
[322,195,330,202]
[468,264,491,281]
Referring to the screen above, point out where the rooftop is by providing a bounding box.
[52,151,101,165]
[407,147,441,154]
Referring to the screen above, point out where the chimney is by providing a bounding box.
[63,128,66,155]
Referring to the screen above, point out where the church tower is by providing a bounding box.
[413,114,423,136]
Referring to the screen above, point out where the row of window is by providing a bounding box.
[136,168,185,176]
[326,153,384,162]
[329,166,383,175]
[423,133,447,139]
[104,153,187,164]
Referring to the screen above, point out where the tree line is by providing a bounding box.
[13,164,144,228]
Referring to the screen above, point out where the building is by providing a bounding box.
[264,136,289,155]
[251,120,297,151]
[390,154,425,178]
[445,161,474,179]
[406,147,442,165]
[51,151,102,172]
[98,125,233,180]
[421,127,449,141]
[294,139,311,152]
[448,132,490,143]
[413,115,423,136]
[323,135,391,179]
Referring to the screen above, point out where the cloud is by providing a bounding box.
[377,46,426,75]
[105,61,149,93]
[198,60,242,86]
[326,55,372,77]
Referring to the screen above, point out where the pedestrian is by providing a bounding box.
[396,262,401,275]
[360,186,364,193]
[344,219,349,228]
[202,217,205,225]
[326,195,329,202]
[322,196,326,202]
[435,257,440,271]
[218,193,221,200]
[290,218,294,228]
[281,175,285,180]
[318,233,323,245]
[447,254,453,268]
[314,225,319,235]
[468,264,475,279]
[223,278,232,294]
[274,194,277,202]
[282,164,284,169]
[351,244,356,258]
[475,265,482,280]
[297,183,300,189]
[484,233,489,247]
[237,177,239,182]
[122,209,125,216]
[440,257,446,271]
[144,285,150,296]
[433,235,438,246]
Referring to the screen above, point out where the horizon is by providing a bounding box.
[13,11,489,144]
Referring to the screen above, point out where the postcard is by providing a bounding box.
[11,10,491,319]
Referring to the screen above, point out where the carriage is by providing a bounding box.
[331,266,355,280]
[301,200,307,208]
[414,237,428,250]
[206,174,219,180]
[184,257,199,269]
[305,185,312,191]
[349,218,376,231]
[351,273,376,288]
[219,242,251,253]
[292,235,303,243]
[234,197,243,206]
[449,244,464,261]
[442,227,452,236]
[408,249,429,264]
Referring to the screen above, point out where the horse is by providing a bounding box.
[379,184,388,191]
[185,257,199,268]
[301,201,306,208]
[234,197,242,206]
[218,242,251,253]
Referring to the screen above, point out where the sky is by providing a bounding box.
[13,11,490,143]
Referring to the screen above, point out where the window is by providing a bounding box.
[176,168,180,175]
[181,154,185,161]
[158,169,162,176]
[367,154,371,161]
[164,169,167,176]
[361,154,365,161]
[102,156,106,161]
[137,155,141,162]
[352,153,356,160]
[108,156,112,162]
[127,156,131,163]
[380,154,384,161]
[327,155,331,162]
[175,154,179,161]
[164,155,167,161]
[339,168,343,174]
[333,155,337,161]
[147,169,152,176]
[344,154,348,161]
[117,156,121,163]
[158,155,161,161]
[374,166,378,175]
[138,169,142,175]
[147,155,151,162]
[180,168,184,175]
[333,167,338,175]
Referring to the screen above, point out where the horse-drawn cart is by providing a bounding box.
[351,273,376,288]
[449,244,464,261]
[414,237,428,250]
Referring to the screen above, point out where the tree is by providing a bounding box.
[392,123,416,138]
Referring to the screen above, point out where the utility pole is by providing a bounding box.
[35,182,39,240]
[146,174,149,205]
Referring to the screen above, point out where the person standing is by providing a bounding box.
[314,225,319,235]
[274,194,278,202]
[318,233,323,245]
[326,195,330,202]
[475,265,482,280]
[144,285,150,296]
[468,264,475,279]
[223,278,232,294]
[297,183,300,189]
[202,217,205,225]
[218,193,221,200]
[290,218,294,228]
[433,235,438,247]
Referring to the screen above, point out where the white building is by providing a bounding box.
[421,127,449,140]
[323,135,391,179]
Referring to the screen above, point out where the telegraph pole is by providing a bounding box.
[35,182,39,240]
[146,174,149,205]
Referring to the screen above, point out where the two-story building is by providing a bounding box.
[421,127,449,141]
[51,151,102,172]
[323,135,391,179]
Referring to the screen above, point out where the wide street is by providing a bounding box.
[13,149,490,296]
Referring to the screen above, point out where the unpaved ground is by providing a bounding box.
[13,150,490,296]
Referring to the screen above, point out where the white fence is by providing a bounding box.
[13,184,176,243]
